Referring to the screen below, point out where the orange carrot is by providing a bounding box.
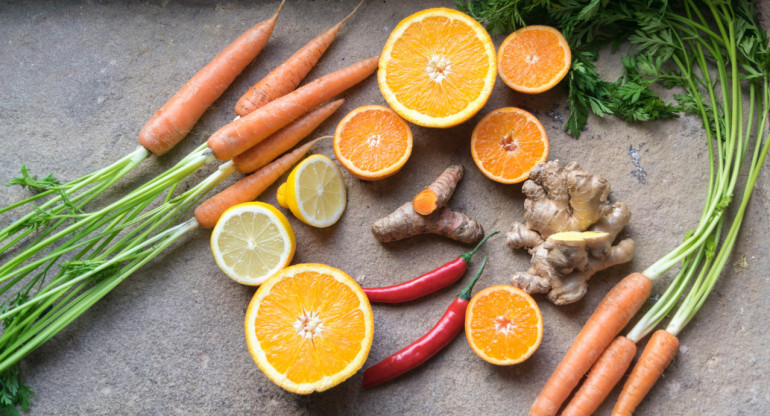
[561,336,637,416]
[234,1,363,116]
[530,273,652,416]
[208,56,379,161]
[612,330,679,416]
[232,99,344,174]
[194,136,327,229]
[138,1,284,157]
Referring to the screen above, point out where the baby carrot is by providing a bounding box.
[530,272,652,416]
[194,136,327,229]
[138,1,284,157]
[234,1,363,116]
[232,99,344,174]
[208,56,379,161]
[561,336,637,416]
[612,330,679,416]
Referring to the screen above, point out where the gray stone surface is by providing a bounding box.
[0,1,768,415]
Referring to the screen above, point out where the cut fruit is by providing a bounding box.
[333,105,413,181]
[210,202,295,286]
[277,154,346,228]
[245,263,374,394]
[465,285,543,365]
[470,107,549,184]
[498,25,571,94]
[378,8,496,128]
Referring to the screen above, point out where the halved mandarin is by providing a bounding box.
[333,105,413,181]
[465,285,543,365]
[498,25,571,94]
[245,263,374,394]
[470,107,549,184]
[378,8,497,128]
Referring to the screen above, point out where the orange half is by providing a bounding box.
[378,8,497,128]
[465,285,543,365]
[333,105,413,181]
[471,107,549,184]
[245,263,374,394]
[498,25,571,94]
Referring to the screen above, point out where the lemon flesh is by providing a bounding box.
[285,155,346,228]
[210,202,296,286]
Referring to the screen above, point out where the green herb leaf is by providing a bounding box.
[6,166,60,192]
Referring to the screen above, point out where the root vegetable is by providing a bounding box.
[412,164,464,215]
[372,202,484,245]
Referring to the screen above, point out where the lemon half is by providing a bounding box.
[210,202,296,286]
[277,154,346,228]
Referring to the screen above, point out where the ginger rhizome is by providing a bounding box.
[372,164,484,244]
[506,160,634,304]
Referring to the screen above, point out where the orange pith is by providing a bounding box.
[245,263,374,394]
[498,25,571,94]
[378,8,496,127]
[334,105,413,180]
[470,107,549,184]
[465,285,543,365]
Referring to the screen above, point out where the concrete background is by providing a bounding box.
[0,1,768,414]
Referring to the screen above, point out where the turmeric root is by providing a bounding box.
[413,164,464,215]
[506,160,635,304]
[372,202,484,244]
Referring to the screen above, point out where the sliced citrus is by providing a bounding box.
[465,285,543,365]
[276,154,346,228]
[498,25,571,94]
[378,8,496,127]
[210,202,295,286]
[470,107,549,184]
[333,105,413,180]
[245,263,374,394]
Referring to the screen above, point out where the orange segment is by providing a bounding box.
[471,107,549,184]
[245,263,374,394]
[498,25,571,94]
[378,8,496,127]
[333,105,413,180]
[465,285,543,365]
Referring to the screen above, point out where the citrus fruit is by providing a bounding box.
[470,107,549,184]
[333,105,413,180]
[378,8,496,128]
[498,25,571,94]
[210,202,295,286]
[465,285,543,365]
[276,154,346,228]
[245,263,374,394]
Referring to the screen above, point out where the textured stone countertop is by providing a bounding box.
[1,1,768,415]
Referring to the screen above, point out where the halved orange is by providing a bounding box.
[333,105,413,181]
[245,263,374,394]
[378,8,497,128]
[465,285,543,365]
[498,25,571,94]
[470,107,549,184]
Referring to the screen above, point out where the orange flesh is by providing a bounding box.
[499,28,569,89]
[336,108,410,173]
[253,271,366,384]
[384,15,491,118]
[467,286,542,363]
[473,109,547,182]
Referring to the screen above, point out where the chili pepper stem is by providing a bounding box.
[458,255,487,301]
[459,231,499,263]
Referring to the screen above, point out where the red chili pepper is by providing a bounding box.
[363,231,498,303]
[361,256,487,389]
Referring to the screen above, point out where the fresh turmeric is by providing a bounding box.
[412,164,464,215]
[372,202,484,244]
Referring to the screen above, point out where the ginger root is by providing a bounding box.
[413,164,464,215]
[506,160,634,304]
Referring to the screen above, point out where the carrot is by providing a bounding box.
[234,1,363,116]
[561,336,637,416]
[232,99,344,174]
[137,1,284,157]
[194,136,327,229]
[530,272,652,416]
[208,56,379,161]
[612,330,679,416]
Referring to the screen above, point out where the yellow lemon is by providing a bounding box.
[277,154,346,227]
